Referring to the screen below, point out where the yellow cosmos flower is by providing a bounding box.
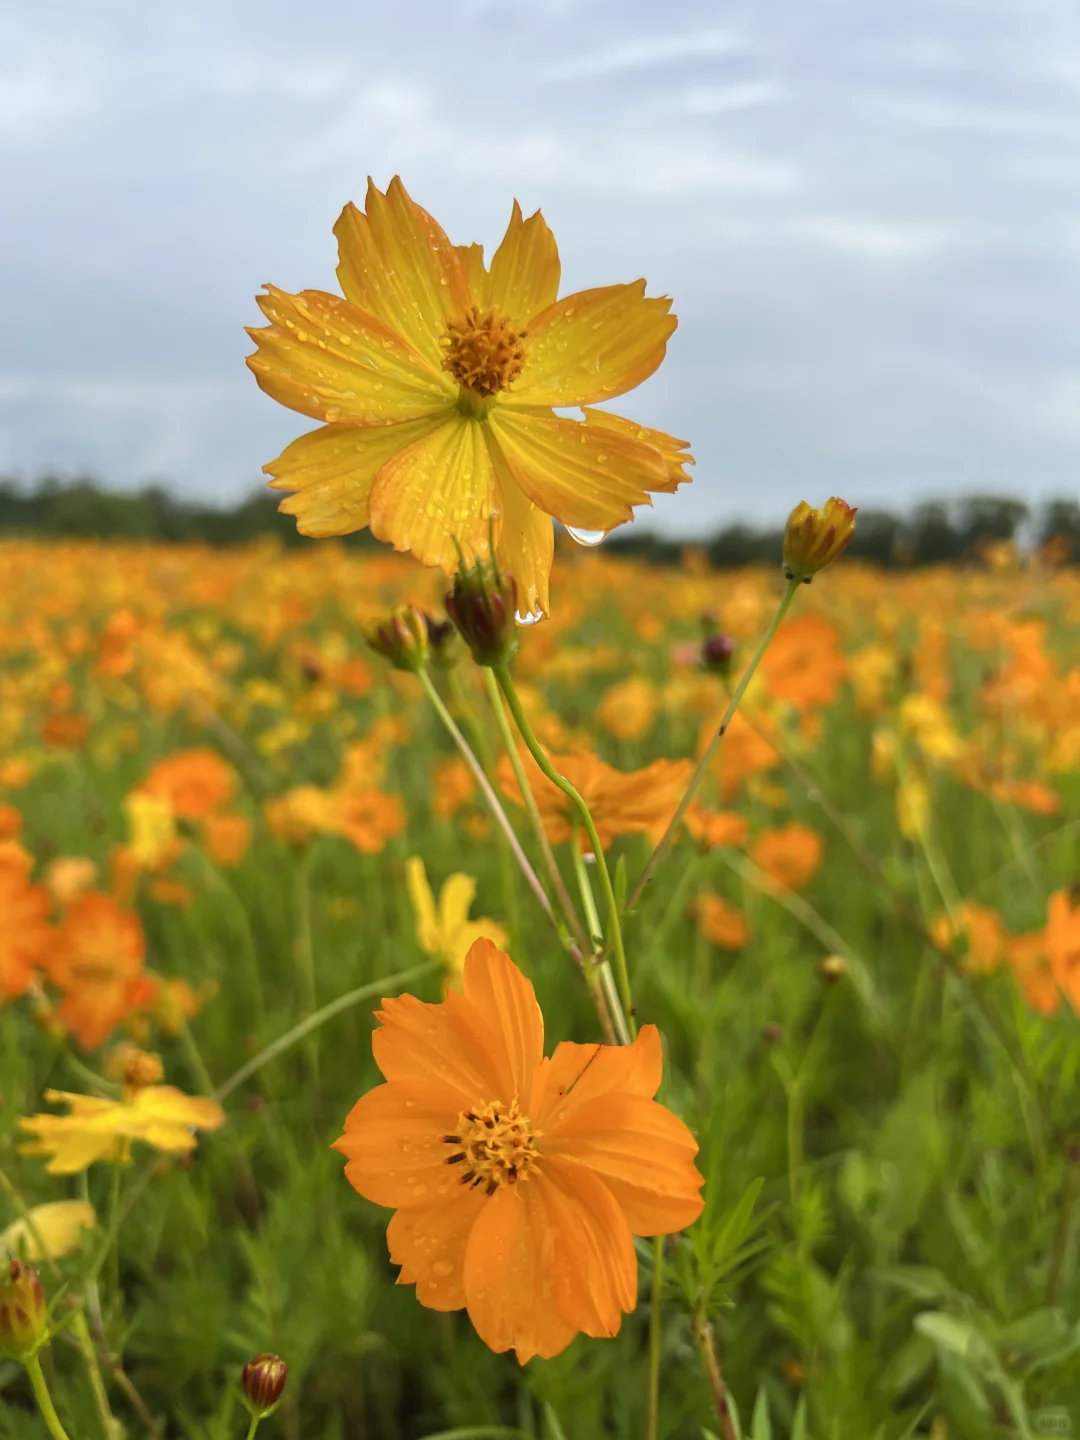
[1,1201,97,1262]
[18,1087,225,1174]
[405,856,507,990]
[247,177,693,616]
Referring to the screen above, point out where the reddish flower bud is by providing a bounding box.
[782,498,858,583]
[445,557,519,667]
[701,632,735,676]
[0,1259,48,1361]
[242,1353,288,1416]
[364,606,430,673]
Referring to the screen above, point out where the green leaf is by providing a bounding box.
[750,1387,773,1440]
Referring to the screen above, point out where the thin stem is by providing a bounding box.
[1046,1153,1079,1305]
[245,1415,262,1440]
[647,1236,664,1440]
[570,834,604,950]
[176,1015,217,1098]
[691,1310,737,1440]
[495,664,636,1038]
[26,1354,74,1440]
[483,669,589,951]
[215,962,440,1103]
[629,577,799,911]
[570,836,631,1046]
[418,668,556,930]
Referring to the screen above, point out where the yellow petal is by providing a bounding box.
[488,409,668,531]
[368,412,497,571]
[406,857,443,956]
[455,242,489,306]
[509,281,676,407]
[438,872,478,938]
[265,416,448,538]
[334,176,472,372]
[1,1201,97,1261]
[247,285,453,425]
[580,408,694,494]
[488,201,561,327]
[490,463,553,619]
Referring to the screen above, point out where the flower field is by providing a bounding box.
[2,532,1080,1439]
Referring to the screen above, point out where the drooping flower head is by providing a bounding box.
[247,178,693,617]
[334,940,704,1362]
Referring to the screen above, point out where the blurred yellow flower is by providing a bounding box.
[123,792,178,870]
[405,856,507,990]
[19,1086,225,1174]
[1,1201,97,1262]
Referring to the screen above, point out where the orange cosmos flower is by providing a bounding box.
[247,177,693,616]
[760,614,847,712]
[200,812,252,868]
[684,806,749,851]
[695,893,750,950]
[499,750,693,851]
[334,939,703,1362]
[0,804,22,841]
[749,823,824,890]
[139,748,237,819]
[0,849,53,1000]
[929,902,1007,975]
[45,893,152,1051]
[782,497,857,583]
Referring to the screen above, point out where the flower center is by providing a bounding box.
[443,1098,540,1195]
[442,306,526,400]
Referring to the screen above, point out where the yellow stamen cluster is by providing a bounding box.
[444,1098,539,1195]
[443,306,526,398]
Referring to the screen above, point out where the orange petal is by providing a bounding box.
[334,176,471,372]
[580,408,694,494]
[247,285,453,424]
[488,202,561,328]
[459,939,544,1102]
[371,993,493,1103]
[487,409,668,531]
[534,1158,637,1339]
[487,442,553,619]
[264,416,447,538]
[462,1184,577,1363]
[509,281,676,407]
[368,411,497,571]
[544,1092,704,1236]
[386,1184,485,1311]
[334,1081,462,1209]
[533,1024,662,1122]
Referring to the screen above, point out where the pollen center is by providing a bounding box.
[442,306,526,398]
[443,1098,540,1195]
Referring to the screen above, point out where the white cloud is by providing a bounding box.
[544,28,745,81]
[793,217,952,261]
[680,82,785,115]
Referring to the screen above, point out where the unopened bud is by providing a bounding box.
[701,632,735,676]
[242,1353,288,1417]
[104,1043,164,1093]
[783,498,857,583]
[364,606,429,673]
[819,954,847,983]
[445,557,519,667]
[423,614,460,669]
[0,1259,48,1361]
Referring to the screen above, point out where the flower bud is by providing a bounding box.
[819,954,847,983]
[701,632,735,676]
[423,614,460,669]
[782,498,857,583]
[242,1353,288,1417]
[363,606,430,673]
[0,1259,48,1362]
[104,1043,164,1093]
[445,557,519,667]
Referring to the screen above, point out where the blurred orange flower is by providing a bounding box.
[597,676,658,742]
[684,806,749,851]
[46,893,153,1051]
[334,939,704,1362]
[696,893,750,949]
[760,614,847,712]
[201,813,252,868]
[499,750,693,851]
[0,804,22,840]
[432,757,477,821]
[930,902,1007,975]
[140,748,237,819]
[44,857,99,908]
[0,848,53,1000]
[750,823,824,890]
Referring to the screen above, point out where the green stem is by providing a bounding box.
[628,578,799,911]
[495,664,636,1038]
[570,838,631,1047]
[691,1310,737,1440]
[245,1415,262,1440]
[418,668,555,929]
[25,1354,74,1440]
[647,1236,664,1440]
[214,962,440,1103]
[176,1015,217,1098]
[1045,1152,1079,1305]
[483,669,588,951]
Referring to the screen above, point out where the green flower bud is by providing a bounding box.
[364,606,430,673]
[0,1259,48,1362]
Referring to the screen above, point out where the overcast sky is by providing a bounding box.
[2,0,1078,532]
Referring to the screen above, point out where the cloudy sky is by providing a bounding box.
[2,0,1078,533]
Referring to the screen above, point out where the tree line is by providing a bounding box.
[1,478,1077,568]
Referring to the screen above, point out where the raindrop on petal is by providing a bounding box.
[515,608,544,627]
[566,527,608,547]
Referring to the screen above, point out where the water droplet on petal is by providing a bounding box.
[566,527,608,547]
[514,608,544,627]
[432,1260,453,1276]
